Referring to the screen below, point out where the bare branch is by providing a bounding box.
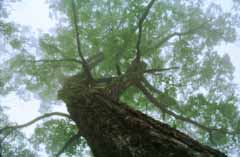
[23,52,103,71]
[150,21,210,50]
[135,0,156,62]
[0,112,71,134]
[71,0,92,79]
[136,82,237,135]
[144,66,179,74]
[55,131,81,157]
[23,59,82,64]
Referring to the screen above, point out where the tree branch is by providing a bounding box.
[55,131,81,157]
[144,66,179,74]
[0,112,71,134]
[142,78,162,94]
[116,63,122,76]
[135,0,156,62]
[88,52,104,70]
[136,82,237,135]
[150,21,210,50]
[71,0,92,79]
[23,59,82,64]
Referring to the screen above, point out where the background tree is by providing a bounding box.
[0,0,240,156]
[0,0,37,156]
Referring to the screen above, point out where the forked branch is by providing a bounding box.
[135,0,156,62]
[0,112,71,134]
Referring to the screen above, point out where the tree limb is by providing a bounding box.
[23,59,82,64]
[136,82,237,135]
[0,112,71,134]
[24,52,103,70]
[88,52,104,70]
[71,0,92,79]
[144,66,179,74]
[116,63,122,76]
[55,131,81,157]
[135,0,156,62]
[142,77,163,94]
[150,21,211,50]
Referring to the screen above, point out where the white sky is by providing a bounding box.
[1,0,240,156]
[10,0,54,32]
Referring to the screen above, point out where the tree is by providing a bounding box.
[0,0,240,156]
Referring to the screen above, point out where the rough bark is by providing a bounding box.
[58,75,227,157]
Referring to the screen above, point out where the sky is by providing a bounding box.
[2,0,240,156]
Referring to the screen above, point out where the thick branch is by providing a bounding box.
[71,0,92,79]
[137,82,237,135]
[135,0,156,61]
[55,131,81,157]
[0,112,71,134]
[142,78,163,95]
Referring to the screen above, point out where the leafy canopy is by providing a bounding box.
[1,0,240,156]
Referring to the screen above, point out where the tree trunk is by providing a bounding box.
[58,75,226,157]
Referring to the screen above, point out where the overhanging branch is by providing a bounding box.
[136,82,237,135]
[135,0,156,62]
[0,112,71,134]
